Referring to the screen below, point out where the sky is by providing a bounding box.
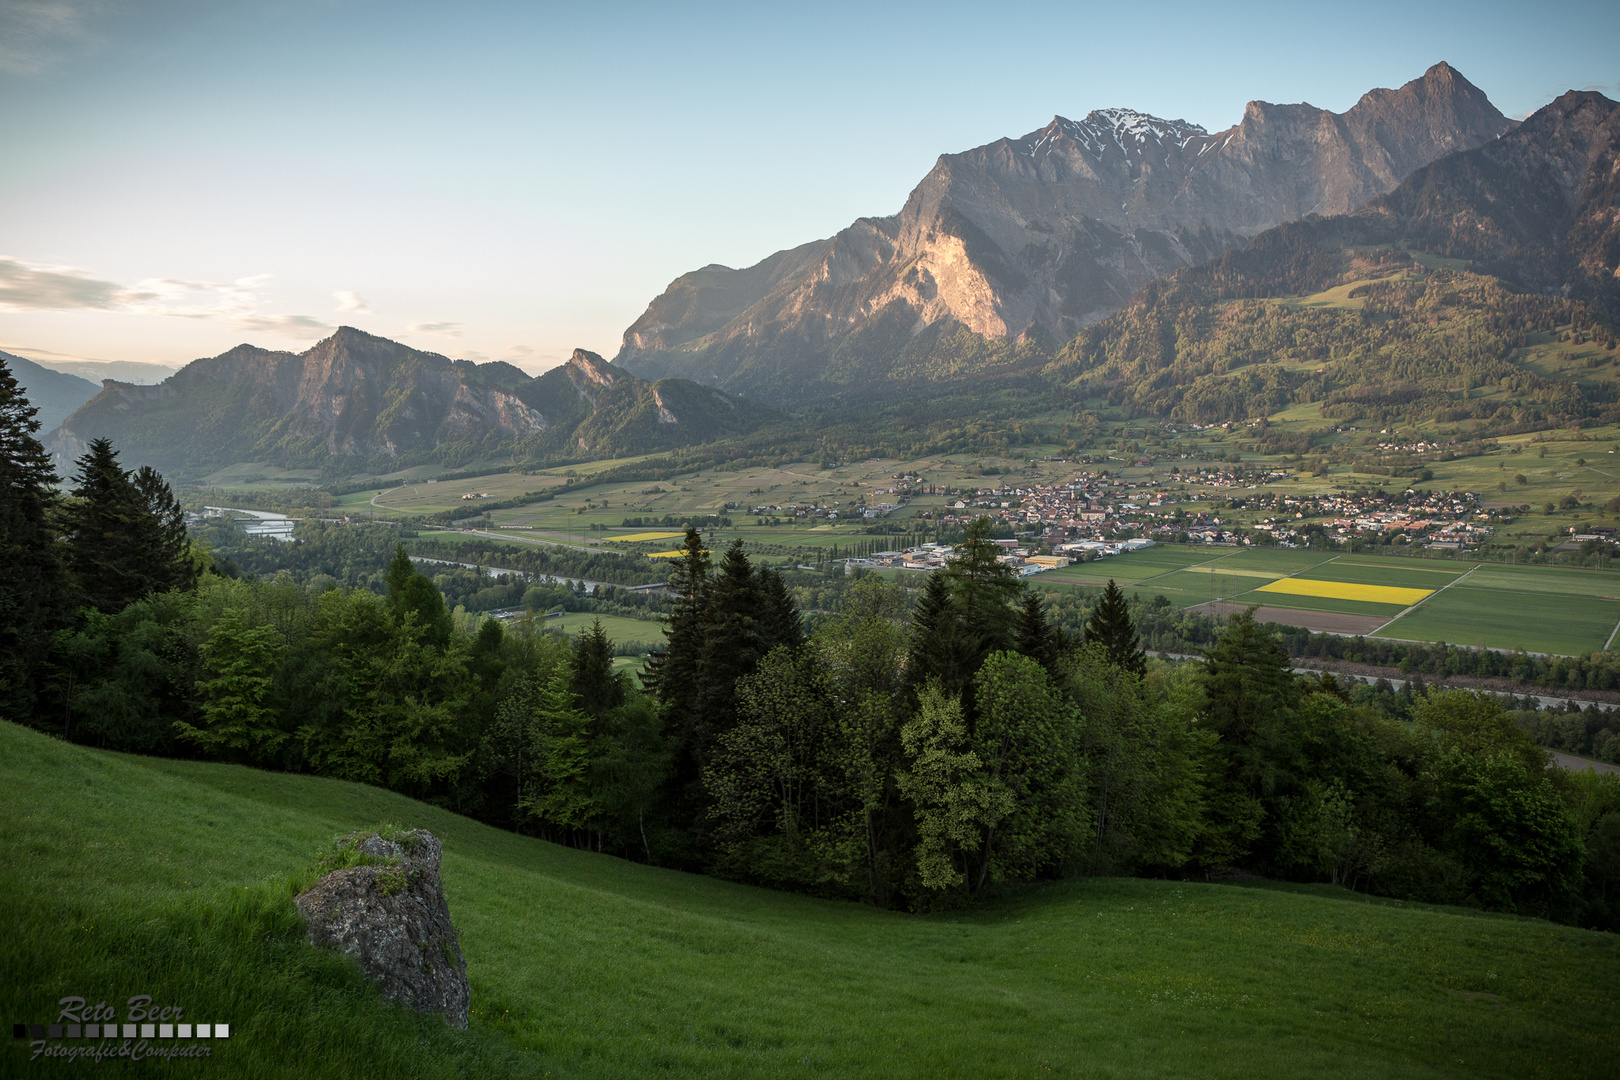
[1,0,1616,375]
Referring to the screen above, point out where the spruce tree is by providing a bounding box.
[755,566,804,652]
[906,571,973,699]
[648,528,712,824]
[689,540,769,761]
[571,616,624,718]
[907,518,1023,707]
[383,543,452,649]
[132,465,197,594]
[0,359,69,719]
[944,517,1020,654]
[62,439,159,613]
[1083,580,1146,676]
[1014,591,1064,675]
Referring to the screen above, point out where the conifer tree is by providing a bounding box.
[0,359,68,719]
[383,544,452,649]
[906,518,1023,706]
[944,517,1020,654]
[755,566,804,652]
[906,571,973,699]
[644,527,709,702]
[689,540,771,761]
[525,665,597,843]
[1015,591,1064,675]
[1082,580,1146,676]
[571,616,624,717]
[132,465,197,594]
[62,439,183,614]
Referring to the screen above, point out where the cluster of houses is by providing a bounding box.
[1246,489,1492,548]
[916,473,1500,553]
[843,537,1157,576]
[748,499,900,521]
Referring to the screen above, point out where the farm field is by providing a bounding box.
[1233,587,1409,620]
[541,611,667,647]
[1043,545,1620,656]
[360,473,571,515]
[1374,581,1620,656]
[4,720,1617,1080]
[1042,546,1220,587]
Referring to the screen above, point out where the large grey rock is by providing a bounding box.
[294,830,470,1028]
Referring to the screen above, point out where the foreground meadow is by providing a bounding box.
[2,722,1615,1079]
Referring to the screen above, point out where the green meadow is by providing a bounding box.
[1375,584,1620,655]
[542,610,667,646]
[4,721,1618,1080]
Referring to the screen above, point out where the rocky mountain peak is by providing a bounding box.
[617,64,1516,408]
[566,348,617,388]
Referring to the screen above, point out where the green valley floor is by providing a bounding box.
[1,721,1615,1079]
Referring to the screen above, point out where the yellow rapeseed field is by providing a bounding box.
[1256,578,1433,606]
[610,531,688,543]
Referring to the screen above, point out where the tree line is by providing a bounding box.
[3,359,1618,928]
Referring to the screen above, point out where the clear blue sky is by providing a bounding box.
[1,0,1615,371]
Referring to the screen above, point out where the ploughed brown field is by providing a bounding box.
[1187,601,1387,636]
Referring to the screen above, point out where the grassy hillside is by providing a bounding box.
[3,720,1616,1079]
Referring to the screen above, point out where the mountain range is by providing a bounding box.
[27,66,1620,476]
[1180,88,1620,313]
[615,62,1515,408]
[1,351,100,433]
[47,328,779,475]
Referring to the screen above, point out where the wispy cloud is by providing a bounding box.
[0,0,105,76]
[231,314,333,339]
[406,321,461,337]
[0,256,123,309]
[0,255,335,341]
[333,290,373,314]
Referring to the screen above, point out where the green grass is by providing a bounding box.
[1456,564,1620,600]
[1295,561,1474,590]
[1207,549,1336,573]
[1040,548,1223,587]
[542,611,666,645]
[1375,584,1620,655]
[1152,569,1287,601]
[6,721,1619,1078]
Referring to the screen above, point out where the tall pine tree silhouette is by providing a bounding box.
[0,358,69,719]
[1083,580,1146,676]
[62,439,193,614]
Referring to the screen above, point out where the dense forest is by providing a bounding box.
[3,360,1618,928]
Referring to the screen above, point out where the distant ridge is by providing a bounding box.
[48,327,779,474]
[0,350,100,433]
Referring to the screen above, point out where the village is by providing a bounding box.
[835,470,1516,576]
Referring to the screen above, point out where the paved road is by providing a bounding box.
[1548,751,1620,775]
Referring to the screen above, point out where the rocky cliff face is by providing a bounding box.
[1166,90,1620,311]
[50,329,778,473]
[1379,90,1620,303]
[618,62,1513,407]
